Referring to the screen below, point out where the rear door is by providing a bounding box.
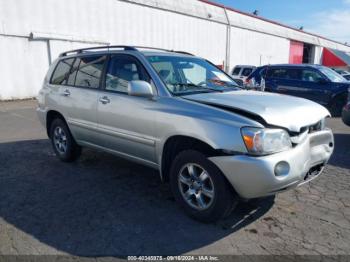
[58,55,107,144]
[265,67,301,96]
[96,54,157,164]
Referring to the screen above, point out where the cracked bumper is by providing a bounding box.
[209,129,334,199]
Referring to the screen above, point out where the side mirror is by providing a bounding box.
[128,80,154,98]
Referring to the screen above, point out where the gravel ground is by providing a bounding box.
[0,100,349,256]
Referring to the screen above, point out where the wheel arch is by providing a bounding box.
[46,110,67,138]
[160,135,223,182]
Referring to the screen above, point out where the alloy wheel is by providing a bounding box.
[178,163,215,210]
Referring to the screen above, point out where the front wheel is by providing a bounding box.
[330,96,347,117]
[50,118,81,162]
[170,150,238,223]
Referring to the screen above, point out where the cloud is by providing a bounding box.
[306,9,350,43]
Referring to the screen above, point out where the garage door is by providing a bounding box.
[289,41,304,64]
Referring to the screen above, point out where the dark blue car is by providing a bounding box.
[247,64,350,116]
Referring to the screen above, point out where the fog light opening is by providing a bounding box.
[274,161,290,177]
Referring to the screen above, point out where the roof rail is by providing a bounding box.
[172,51,194,56]
[134,46,194,56]
[59,45,194,57]
[59,45,138,57]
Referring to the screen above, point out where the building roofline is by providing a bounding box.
[199,0,348,47]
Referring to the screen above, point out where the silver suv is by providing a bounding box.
[37,46,334,222]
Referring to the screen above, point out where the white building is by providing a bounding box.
[1,0,350,100]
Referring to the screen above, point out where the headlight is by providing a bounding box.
[241,127,292,155]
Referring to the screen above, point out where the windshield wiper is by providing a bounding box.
[175,83,224,93]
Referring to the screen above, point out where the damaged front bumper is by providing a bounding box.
[209,129,334,199]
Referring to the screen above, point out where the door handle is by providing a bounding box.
[99,96,110,104]
[61,89,70,97]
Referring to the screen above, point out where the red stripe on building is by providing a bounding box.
[322,48,347,67]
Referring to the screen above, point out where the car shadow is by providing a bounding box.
[329,133,350,169]
[0,139,274,256]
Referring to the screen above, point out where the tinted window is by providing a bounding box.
[301,69,324,82]
[105,55,150,93]
[285,69,301,80]
[344,75,350,81]
[232,67,241,75]
[51,58,74,85]
[241,68,253,77]
[75,56,106,88]
[267,68,288,79]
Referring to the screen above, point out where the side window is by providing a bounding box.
[75,55,106,88]
[232,67,241,75]
[285,69,301,80]
[105,55,150,93]
[267,68,288,79]
[301,69,324,82]
[50,58,74,85]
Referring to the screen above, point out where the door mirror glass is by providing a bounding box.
[128,80,154,98]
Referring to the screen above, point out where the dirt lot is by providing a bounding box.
[0,100,349,256]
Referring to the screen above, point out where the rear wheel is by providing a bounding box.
[50,118,81,162]
[170,150,238,223]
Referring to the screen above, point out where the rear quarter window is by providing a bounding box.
[50,58,74,85]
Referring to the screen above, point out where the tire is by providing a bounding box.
[169,150,238,223]
[330,95,347,117]
[49,118,81,162]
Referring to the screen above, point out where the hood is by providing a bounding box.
[183,90,330,132]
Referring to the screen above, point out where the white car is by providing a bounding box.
[231,65,256,86]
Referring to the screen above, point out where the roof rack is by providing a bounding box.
[133,46,194,56]
[59,45,194,57]
[59,45,138,57]
[172,51,194,56]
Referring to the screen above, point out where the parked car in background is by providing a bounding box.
[342,74,350,81]
[246,64,350,116]
[332,68,350,76]
[37,46,334,222]
[245,65,266,90]
[230,65,256,86]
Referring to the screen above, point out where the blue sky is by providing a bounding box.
[213,0,350,43]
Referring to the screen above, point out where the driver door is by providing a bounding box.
[96,54,157,165]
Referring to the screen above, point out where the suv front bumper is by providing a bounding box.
[209,129,334,199]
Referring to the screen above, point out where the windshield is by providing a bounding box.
[320,67,347,83]
[147,55,239,95]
